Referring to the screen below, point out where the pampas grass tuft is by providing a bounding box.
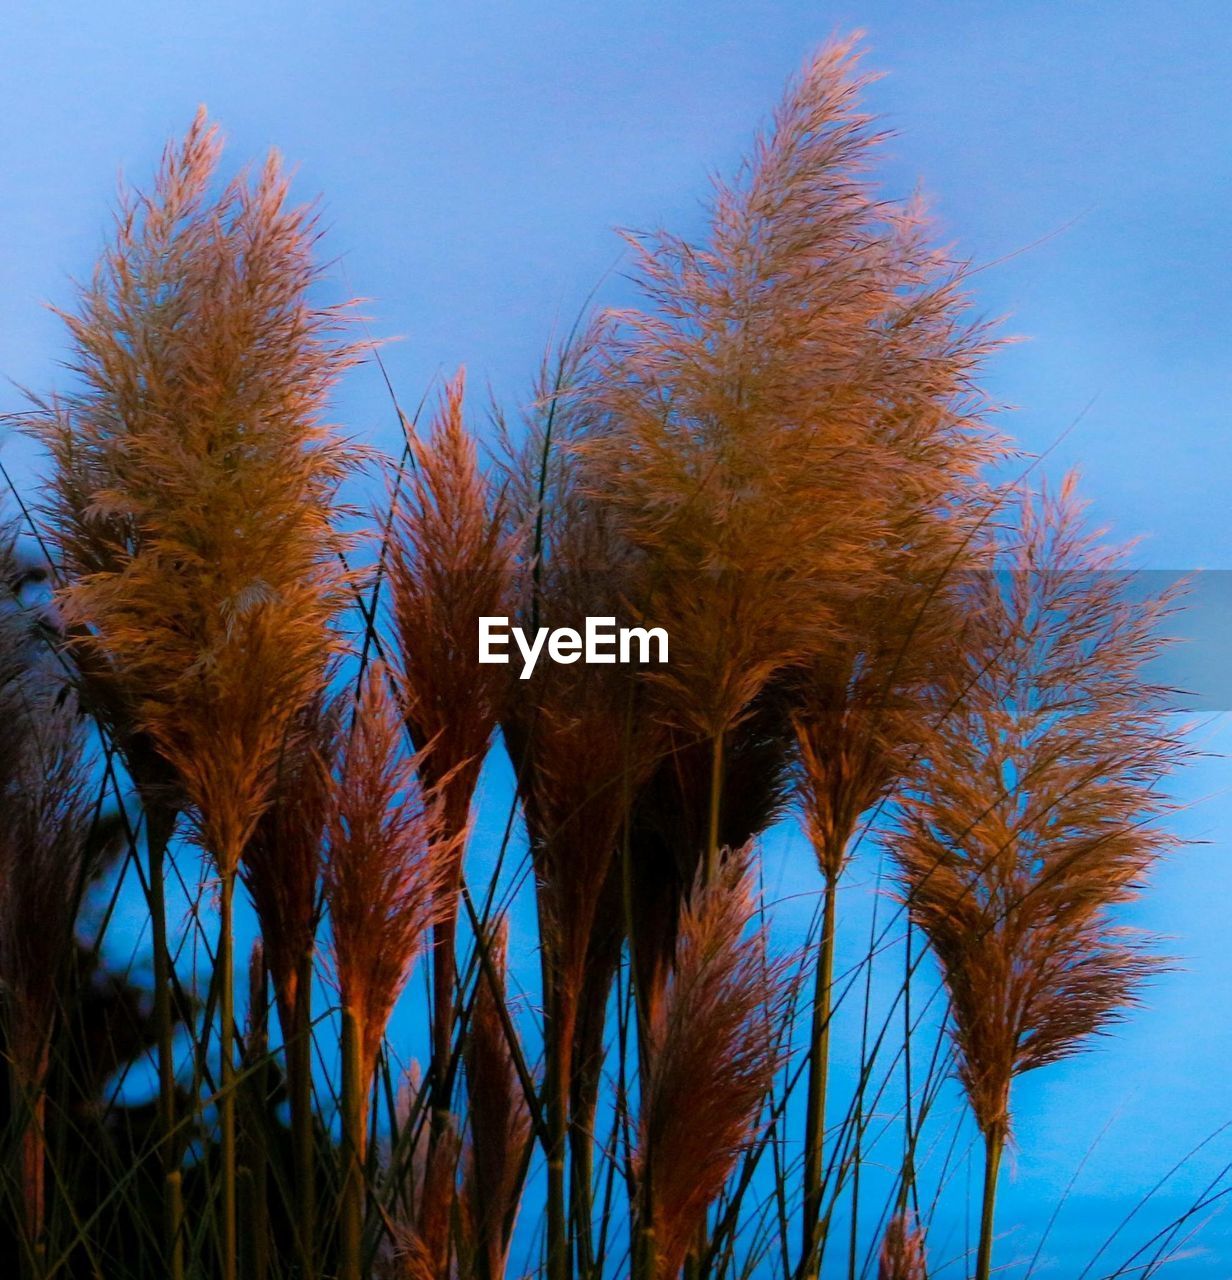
[891,477,1184,1279]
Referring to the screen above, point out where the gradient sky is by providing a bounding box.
[3,3,1230,1274]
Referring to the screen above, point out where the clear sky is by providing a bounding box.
[3,2,1230,1274]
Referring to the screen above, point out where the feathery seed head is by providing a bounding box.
[878,1211,927,1280]
[326,666,453,1088]
[635,847,788,1279]
[390,369,514,810]
[21,109,364,868]
[578,40,1001,743]
[890,479,1184,1140]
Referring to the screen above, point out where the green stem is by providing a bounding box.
[901,921,916,1217]
[13,1063,47,1280]
[976,1125,1004,1280]
[218,868,237,1280]
[544,985,571,1280]
[635,1209,657,1280]
[569,1116,595,1279]
[430,910,457,1133]
[245,958,271,1280]
[800,873,838,1280]
[290,950,316,1277]
[146,806,184,1280]
[339,1007,365,1280]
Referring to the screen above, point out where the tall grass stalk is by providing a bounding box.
[292,949,317,1273]
[144,808,184,1280]
[975,1127,1004,1280]
[20,108,362,1279]
[340,1007,365,1280]
[800,865,838,1277]
[217,866,238,1278]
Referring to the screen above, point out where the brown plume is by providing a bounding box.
[23,109,362,873]
[374,1072,464,1280]
[878,1212,927,1280]
[327,667,451,1098]
[503,478,658,1069]
[791,497,997,886]
[891,477,1184,1145]
[389,369,514,1094]
[577,40,999,747]
[391,370,513,791]
[498,352,662,1280]
[461,921,532,1280]
[16,111,364,1278]
[635,848,787,1279]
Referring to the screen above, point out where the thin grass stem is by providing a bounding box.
[799,872,837,1280]
[145,806,184,1280]
[339,1006,365,1280]
[976,1127,1004,1280]
[218,868,237,1280]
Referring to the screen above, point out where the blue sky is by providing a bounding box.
[4,2,1231,1274]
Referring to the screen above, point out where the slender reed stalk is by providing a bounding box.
[292,947,316,1271]
[624,688,797,1047]
[217,866,238,1277]
[975,1127,1004,1280]
[339,1007,366,1280]
[143,803,184,1280]
[242,942,271,1280]
[574,68,1001,1249]
[704,732,724,885]
[20,308,190,1280]
[799,866,838,1276]
[729,44,1002,1280]
[793,542,980,1278]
